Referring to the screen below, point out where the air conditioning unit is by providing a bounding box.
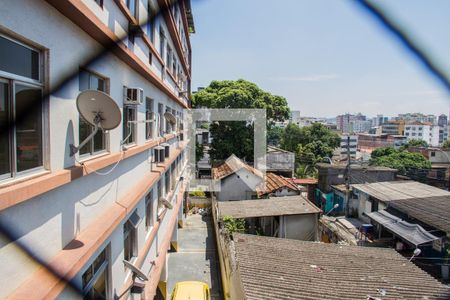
[161,143,170,158]
[154,146,165,163]
[124,87,144,105]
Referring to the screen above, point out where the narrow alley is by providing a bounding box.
[166,212,222,299]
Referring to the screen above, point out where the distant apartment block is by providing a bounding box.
[381,120,405,135]
[358,134,407,153]
[0,0,194,298]
[404,122,440,146]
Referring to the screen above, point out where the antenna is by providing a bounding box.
[70,90,121,156]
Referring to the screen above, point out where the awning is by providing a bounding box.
[367,210,439,246]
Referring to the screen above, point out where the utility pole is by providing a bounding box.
[344,135,351,217]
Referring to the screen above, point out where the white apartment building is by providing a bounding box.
[0,0,194,299]
[404,122,440,146]
[349,119,372,133]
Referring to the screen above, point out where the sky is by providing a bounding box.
[189,0,450,118]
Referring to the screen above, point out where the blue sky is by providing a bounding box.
[190,0,450,118]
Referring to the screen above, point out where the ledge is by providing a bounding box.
[142,34,165,65]
[113,0,139,25]
[8,143,187,299]
[0,133,180,212]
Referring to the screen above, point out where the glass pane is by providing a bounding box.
[79,117,91,155]
[84,269,107,300]
[0,82,10,176]
[93,129,104,153]
[0,36,39,80]
[82,266,93,288]
[93,250,105,273]
[15,84,42,172]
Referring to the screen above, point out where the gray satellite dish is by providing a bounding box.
[70,90,122,156]
[123,260,149,281]
[164,111,177,125]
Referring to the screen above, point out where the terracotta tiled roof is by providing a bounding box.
[290,178,318,185]
[232,234,450,300]
[257,173,299,196]
[212,154,263,180]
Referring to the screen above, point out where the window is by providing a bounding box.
[145,98,154,140]
[79,69,107,155]
[145,190,154,229]
[159,26,165,56]
[125,0,136,18]
[157,180,164,214]
[158,103,164,134]
[165,169,171,194]
[431,151,436,157]
[124,211,141,261]
[147,5,154,42]
[82,248,108,300]
[93,0,103,7]
[166,46,172,67]
[166,106,171,133]
[171,162,176,190]
[0,35,44,179]
[148,51,152,65]
[123,105,137,145]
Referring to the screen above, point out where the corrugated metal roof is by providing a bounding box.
[218,196,321,219]
[367,210,439,246]
[352,181,450,202]
[389,196,450,234]
[232,233,450,300]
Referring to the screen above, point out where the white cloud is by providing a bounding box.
[268,74,339,82]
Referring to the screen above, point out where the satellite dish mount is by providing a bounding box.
[70,90,121,157]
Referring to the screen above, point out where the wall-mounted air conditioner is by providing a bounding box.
[161,143,170,158]
[124,87,144,105]
[154,146,165,163]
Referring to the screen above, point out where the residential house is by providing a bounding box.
[220,233,450,299]
[256,172,300,198]
[0,0,194,298]
[217,196,321,240]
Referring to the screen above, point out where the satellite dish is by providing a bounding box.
[164,112,176,125]
[77,90,121,130]
[70,90,121,156]
[160,197,173,209]
[123,260,149,281]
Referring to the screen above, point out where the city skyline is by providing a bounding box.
[191,0,450,117]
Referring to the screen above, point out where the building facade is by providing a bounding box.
[358,134,407,153]
[404,122,440,146]
[0,0,194,298]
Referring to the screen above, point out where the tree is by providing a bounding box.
[267,126,284,146]
[442,140,450,149]
[280,123,340,178]
[196,141,204,163]
[369,147,431,176]
[192,79,290,161]
[404,139,428,148]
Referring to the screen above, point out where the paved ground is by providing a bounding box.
[167,213,222,299]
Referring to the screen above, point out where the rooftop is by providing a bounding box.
[352,181,450,202]
[389,196,450,234]
[290,178,318,185]
[232,233,450,300]
[218,196,321,219]
[212,154,263,180]
[316,163,396,171]
[267,145,294,154]
[256,173,299,196]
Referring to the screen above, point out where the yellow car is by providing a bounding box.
[171,281,211,300]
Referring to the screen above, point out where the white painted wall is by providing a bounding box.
[217,169,263,201]
[0,0,190,298]
[284,214,318,241]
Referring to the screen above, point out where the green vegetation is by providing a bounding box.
[222,216,246,234]
[403,139,428,148]
[189,190,206,197]
[196,141,204,163]
[442,140,450,149]
[267,126,284,146]
[370,146,431,176]
[192,79,290,161]
[281,123,340,178]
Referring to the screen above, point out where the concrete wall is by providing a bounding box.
[284,214,318,241]
[0,0,190,298]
